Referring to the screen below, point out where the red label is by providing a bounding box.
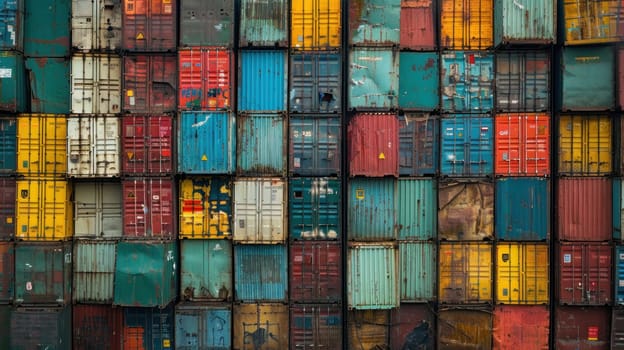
[588,326,599,341]
[468,54,475,64]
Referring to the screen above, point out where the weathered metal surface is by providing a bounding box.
[397,178,436,240]
[495,242,549,304]
[495,177,550,241]
[232,303,289,350]
[438,242,493,303]
[74,182,122,238]
[67,116,120,177]
[123,54,177,114]
[122,0,176,51]
[122,178,174,238]
[493,305,550,350]
[233,178,286,243]
[121,115,173,176]
[72,240,116,303]
[289,177,341,240]
[348,243,399,309]
[180,239,232,301]
[494,0,556,44]
[240,0,288,47]
[290,52,341,113]
[0,241,13,302]
[73,304,123,350]
[290,304,342,349]
[10,306,72,350]
[348,310,390,349]
[390,303,435,350]
[234,244,288,302]
[400,0,436,50]
[16,179,73,241]
[399,114,438,176]
[179,0,232,47]
[555,305,610,349]
[71,0,122,51]
[123,305,174,350]
[0,117,16,173]
[0,52,26,112]
[23,0,70,57]
[290,241,342,302]
[70,54,122,114]
[178,47,232,111]
[440,115,493,176]
[237,114,286,176]
[612,307,624,348]
[289,116,341,176]
[349,0,400,46]
[620,47,624,110]
[560,46,615,111]
[349,49,399,109]
[438,180,494,240]
[348,177,395,241]
[291,0,341,49]
[179,177,231,239]
[441,51,494,112]
[238,50,287,112]
[399,52,439,110]
[399,242,436,302]
[615,245,624,303]
[175,302,232,350]
[557,242,612,305]
[440,0,494,49]
[559,115,612,175]
[495,50,550,112]
[25,58,70,114]
[17,114,67,176]
[0,0,23,50]
[563,0,623,45]
[557,177,612,241]
[0,305,10,348]
[495,113,550,176]
[0,178,15,239]
[348,113,399,177]
[438,307,493,349]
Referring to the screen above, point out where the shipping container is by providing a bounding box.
[349,0,400,46]
[400,242,436,302]
[238,50,287,112]
[237,113,286,176]
[179,0,232,47]
[240,0,288,47]
[559,115,612,175]
[0,241,13,302]
[122,115,173,176]
[557,242,612,305]
[441,51,494,112]
[495,51,550,112]
[620,47,624,110]
[563,0,623,45]
[616,178,624,240]
[0,117,16,173]
[67,116,120,177]
[175,303,232,349]
[25,57,70,113]
[495,178,550,241]
[14,241,71,304]
[113,241,178,307]
[232,303,289,350]
[178,47,232,111]
[399,114,438,176]
[493,305,550,350]
[234,244,287,302]
[180,239,232,301]
[72,240,116,303]
[438,242,493,303]
[348,243,399,309]
[70,54,121,115]
[555,305,610,349]
[16,179,72,241]
[441,115,493,176]
[74,182,122,238]
[291,0,341,49]
[400,0,436,50]
[10,306,71,350]
[289,116,341,176]
[23,0,69,57]
[399,52,439,110]
[233,178,286,243]
[616,246,624,303]
[494,0,556,45]
[72,0,122,51]
[348,310,390,349]
[349,49,398,109]
[440,0,494,49]
[0,51,26,112]
[122,178,174,238]
[614,307,624,348]
[122,0,176,51]
[0,305,10,348]
[558,177,612,241]
[291,304,342,349]
[0,0,23,50]
[390,304,435,350]
[73,304,123,350]
[290,52,341,113]
[290,241,341,302]
[495,113,550,176]
[495,242,549,304]
[0,178,15,239]
[348,177,395,241]
[397,178,436,240]
[560,46,615,110]
[289,178,340,240]
[123,54,176,114]
[179,177,231,239]
[17,114,66,176]
[123,305,174,350]
[438,179,494,240]
[437,307,493,350]
[348,113,399,177]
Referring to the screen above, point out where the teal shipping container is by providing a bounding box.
[348,243,399,310]
[180,239,232,301]
[616,245,624,304]
[441,51,494,112]
[290,52,341,113]
[348,177,396,241]
[440,115,494,176]
[399,52,440,110]
[179,0,233,47]
[496,178,550,241]
[494,0,556,45]
[72,240,116,304]
[25,57,70,114]
[400,241,436,302]
[0,51,26,113]
[0,117,16,172]
[399,113,439,176]
[238,50,287,112]
[614,178,624,240]
[10,306,71,350]
[178,111,236,174]
[397,178,437,240]
[237,113,286,176]
[234,244,288,302]
[239,0,288,47]
[0,0,23,50]
[113,241,178,308]
[124,305,174,350]
[289,115,341,176]
[349,0,400,46]
[23,0,70,57]
[175,303,232,350]
[289,177,341,240]
[349,48,399,109]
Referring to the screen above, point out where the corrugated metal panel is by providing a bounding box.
[349,0,400,46]
[14,242,72,304]
[495,51,550,112]
[399,242,436,302]
[25,57,70,114]
[238,50,287,112]
[563,0,623,44]
[291,0,341,49]
[559,115,612,175]
[397,178,436,240]
[438,180,494,240]
[440,116,493,176]
[240,0,288,47]
[399,52,439,110]
[0,178,15,239]
[233,303,289,350]
[233,178,286,243]
[0,241,13,302]
[121,115,173,176]
[10,306,71,350]
[175,303,232,350]
[348,310,390,349]
[439,242,493,304]
[16,179,72,241]
[495,178,550,241]
[348,178,395,241]
[179,177,232,239]
[234,244,288,302]
[289,116,341,176]
[561,46,615,110]
[73,305,123,350]
[557,242,612,305]
[290,52,341,113]
[17,114,67,176]
[494,0,556,44]
[178,47,232,111]
[179,0,232,47]
[237,113,286,176]
[180,240,232,301]
[0,117,16,173]
[390,304,435,350]
[613,307,624,348]
[399,113,438,176]
[616,246,624,303]
[496,242,549,304]
[123,54,177,114]
[438,307,493,349]
[349,49,399,109]
[72,240,116,303]
[71,0,122,51]
[289,178,340,240]
[70,54,121,114]
[555,306,610,349]
[0,0,23,50]
[291,304,342,349]
[495,113,550,176]
[348,243,399,309]
[400,0,436,50]
[0,51,26,113]
[348,113,399,177]
[440,0,494,49]
[122,178,174,239]
[441,52,494,112]
[290,241,342,302]
[67,116,120,177]
[493,305,550,349]
[113,241,178,307]
[557,177,612,241]
[123,305,174,350]
[122,0,176,51]
[74,182,122,238]
[23,0,69,57]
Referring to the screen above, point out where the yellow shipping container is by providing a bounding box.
[559,115,612,175]
[16,178,73,241]
[440,0,493,49]
[179,177,231,239]
[17,114,67,176]
[496,242,549,305]
[233,303,289,350]
[291,0,341,49]
[348,310,390,350]
[439,242,492,304]
[564,0,622,45]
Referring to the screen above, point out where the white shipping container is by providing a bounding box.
[233,178,286,243]
[67,116,120,177]
[71,53,121,114]
[71,0,122,51]
[74,182,122,238]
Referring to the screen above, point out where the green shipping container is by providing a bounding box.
[24,0,70,57]
[0,51,26,113]
[25,57,70,114]
[180,239,232,302]
[73,240,117,303]
[10,306,72,350]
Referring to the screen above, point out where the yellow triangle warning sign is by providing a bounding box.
[127,152,134,160]
[201,155,207,161]
[378,152,385,159]
[136,32,144,40]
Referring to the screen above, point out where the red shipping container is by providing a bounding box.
[495,113,550,176]
[122,178,174,238]
[123,54,176,114]
[557,178,612,241]
[391,304,435,350]
[348,113,399,177]
[178,47,232,111]
[493,305,549,350]
[73,305,123,350]
[555,306,610,350]
[290,304,342,349]
[400,0,436,50]
[557,242,612,305]
[121,115,173,176]
[0,178,15,240]
[122,0,176,52]
[290,241,342,303]
[0,242,13,303]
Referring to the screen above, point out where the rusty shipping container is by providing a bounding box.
[612,307,624,348]
[237,113,287,176]
[495,242,549,304]
[348,177,395,241]
[122,0,176,51]
[291,304,342,349]
[121,115,173,176]
[556,305,610,349]
[563,0,623,45]
[123,54,176,114]
[240,0,288,47]
[72,0,122,52]
[233,178,286,243]
[74,182,122,238]
[0,241,13,303]
[400,0,436,50]
[291,0,341,50]
[122,177,174,239]
[70,54,122,115]
[17,114,67,176]
[438,179,494,241]
[441,52,494,112]
[16,179,73,241]
[290,241,341,303]
[349,49,399,109]
[10,306,72,350]
[399,53,440,110]
[349,0,400,46]
[557,177,612,241]
[496,51,550,112]
[397,178,437,240]
[233,303,289,350]
[440,115,494,176]
[493,305,550,350]
[175,302,232,349]
[0,117,16,174]
[179,0,233,47]
[178,47,232,111]
[179,177,232,239]
[234,244,288,302]
[0,52,27,113]
[289,177,341,240]
[348,310,390,349]
[0,178,15,240]
[437,307,493,350]
[67,115,120,178]
[23,0,70,57]
[438,242,493,304]
[72,240,117,303]
[123,305,174,350]
[73,304,123,350]
[494,0,556,45]
[289,116,341,176]
[348,113,398,177]
[180,239,232,301]
[238,50,287,112]
[390,304,435,350]
[619,47,624,110]
[0,0,23,51]
[557,242,612,305]
[400,241,436,302]
[25,57,71,114]
[440,0,494,49]
[559,115,612,175]
[290,52,341,113]
[495,113,550,176]
[399,114,439,177]
[348,243,399,310]
[560,46,615,111]
[496,177,550,241]
[615,245,624,303]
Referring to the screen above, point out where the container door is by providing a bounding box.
[148,116,173,174]
[399,114,438,176]
[559,244,584,304]
[259,179,285,242]
[94,116,120,176]
[586,244,612,304]
[0,118,17,172]
[468,118,493,175]
[71,55,94,113]
[97,55,121,114]
[524,244,549,304]
[67,117,92,177]
[616,246,624,304]
[291,0,341,49]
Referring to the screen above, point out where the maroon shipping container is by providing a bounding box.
[400,0,436,50]
[557,242,612,305]
[123,54,176,114]
[122,0,176,52]
[0,178,15,240]
[348,113,399,177]
[73,304,123,350]
[178,47,232,111]
[556,306,610,350]
[557,178,612,241]
[121,115,173,176]
[493,305,549,350]
[290,304,342,350]
[290,241,341,303]
[390,304,435,350]
[122,178,174,238]
[0,241,13,303]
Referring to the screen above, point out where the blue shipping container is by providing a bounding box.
[440,116,493,176]
[124,305,174,350]
[399,52,439,110]
[617,246,624,304]
[238,50,286,112]
[175,303,231,350]
[495,178,550,241]
[290,52,341,113]
[614,178,623,240]
[25,57,70,114]
[0,51,26,113]
[0,117,16,172]
[234,244,288,302]
[348,178,395,241]
[399,113,438,176]
[397,178,437,240]
[349,48,399,109]
[24,0,70,57]
[0,0,23,50]
[237,113,286,176]
[441,51,494,112]
[289,178,341,240]
[289,115,341,176]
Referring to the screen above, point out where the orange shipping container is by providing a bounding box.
[495,113,550,176]
[440,0,493,49]
[493,305,550,350]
